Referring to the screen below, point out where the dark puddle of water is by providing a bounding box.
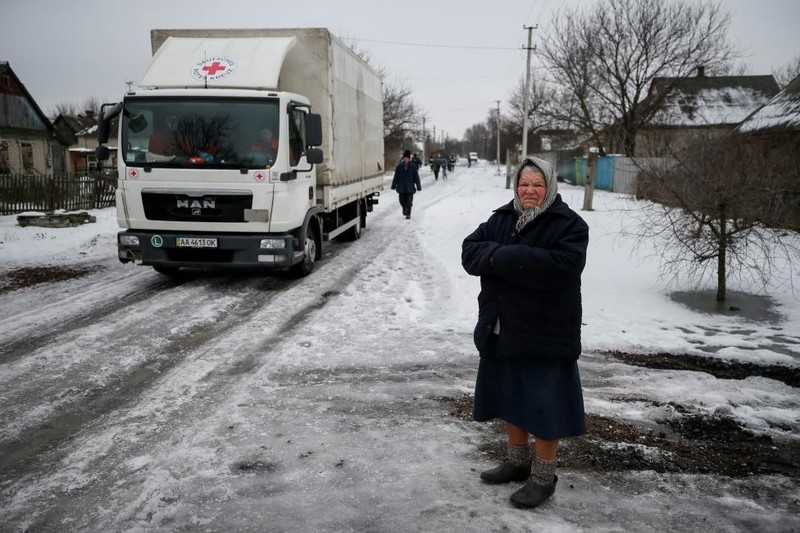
[670,290,784,324]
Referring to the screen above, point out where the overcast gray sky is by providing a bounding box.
[2,0,798,139]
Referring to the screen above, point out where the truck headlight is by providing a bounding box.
[260,238,285,249]
[120,235,140,246]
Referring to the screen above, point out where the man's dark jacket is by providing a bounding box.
[391,161,422,193]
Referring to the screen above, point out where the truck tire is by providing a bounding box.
[289,224,317,277]
[153,265,180,276]
[340,201,362,241]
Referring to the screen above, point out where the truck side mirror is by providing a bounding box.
[305,113,322,147]
[95,145,110,162]
[306,148,323,165]
[97,102,123,144]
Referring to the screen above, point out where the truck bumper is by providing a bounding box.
[118,230,300,270]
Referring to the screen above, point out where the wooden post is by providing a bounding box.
[506,148,519,189]
[583,148,597,211]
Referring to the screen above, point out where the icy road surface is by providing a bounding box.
[1,164,798,532]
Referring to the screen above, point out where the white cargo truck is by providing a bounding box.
[96,28,384,276]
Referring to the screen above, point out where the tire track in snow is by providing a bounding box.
[0,213,392,485]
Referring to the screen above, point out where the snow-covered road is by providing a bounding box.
[1,164,798,532]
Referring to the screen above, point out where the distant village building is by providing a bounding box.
[0,62,67,175]
[53,111,119,172]
[634,67,780,157]
[737,74,800,230]
[737,73,800,152]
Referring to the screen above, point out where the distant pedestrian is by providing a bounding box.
[432,157,440,180]
[461,156,589,509]
[411,153,422,170]
[391,149,422,219]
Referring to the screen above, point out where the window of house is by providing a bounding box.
[21,143,34,171]
[0,143,10,174]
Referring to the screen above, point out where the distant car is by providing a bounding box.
[468,152,478,163]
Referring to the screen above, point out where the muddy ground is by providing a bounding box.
[439,348,800,480]
[0,265,101,293]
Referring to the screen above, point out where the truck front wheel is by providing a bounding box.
[289,224,317,277]
[153,265,181,276]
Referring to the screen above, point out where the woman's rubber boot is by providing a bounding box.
[480,462,532,484]
[509,475,557,509]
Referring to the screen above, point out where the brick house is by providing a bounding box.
[0,62,67,175]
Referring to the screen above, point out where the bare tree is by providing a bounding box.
[382,80,422,147]
[540,0,738,156]
[773,54,800,88]
[464,122,491,158]
[628,133,800,302]
[505,76,553,141]
[50,96,102,121]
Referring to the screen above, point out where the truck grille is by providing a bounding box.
[142,191,253,222]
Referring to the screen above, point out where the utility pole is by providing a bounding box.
[521,25,536,158]
[421,116,426,165]
[496,100,501,176]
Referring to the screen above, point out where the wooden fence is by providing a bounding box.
[0,172,116,215]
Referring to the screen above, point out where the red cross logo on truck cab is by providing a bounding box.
[202,61,226,76]
[190,57,237,81]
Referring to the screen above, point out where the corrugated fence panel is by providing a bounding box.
[577,156,614,191]
[574,158,584,185]
[613,158,640,195]
[613,157,678,195]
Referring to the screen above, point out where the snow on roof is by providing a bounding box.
[645,74,780,128]
[649,86,775,127]
[77,124,99,136]
[738,75,800,133]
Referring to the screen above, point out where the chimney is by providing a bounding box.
[697,66,705,78]
[85,109,95,120]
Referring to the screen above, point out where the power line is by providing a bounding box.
[354,38,517,51]
[406,74,520,81]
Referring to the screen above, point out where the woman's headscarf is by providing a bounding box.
[512,156,559,232]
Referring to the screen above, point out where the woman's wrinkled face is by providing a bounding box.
[517,169,547,210]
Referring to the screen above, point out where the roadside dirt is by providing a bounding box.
[438,350,800,479]
[603,349,800,388]
[0,265,101,293]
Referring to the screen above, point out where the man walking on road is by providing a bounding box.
[391,149,422,219]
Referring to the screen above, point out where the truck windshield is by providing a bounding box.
[121,97,280,169]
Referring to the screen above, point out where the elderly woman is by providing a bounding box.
[461,156,589,509]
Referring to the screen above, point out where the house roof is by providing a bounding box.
[54,114,95,134]
[0,61,55,133]
[737,74,800,133]
[644,70,780,128]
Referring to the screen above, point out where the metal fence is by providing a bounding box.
[0,172,116,215]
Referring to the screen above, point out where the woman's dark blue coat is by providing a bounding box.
[461,195,589,440]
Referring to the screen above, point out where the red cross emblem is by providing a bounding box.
[202,61,226,76]
[128,169,139,179]
[191,57,237,81]
[254,172,265,182]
